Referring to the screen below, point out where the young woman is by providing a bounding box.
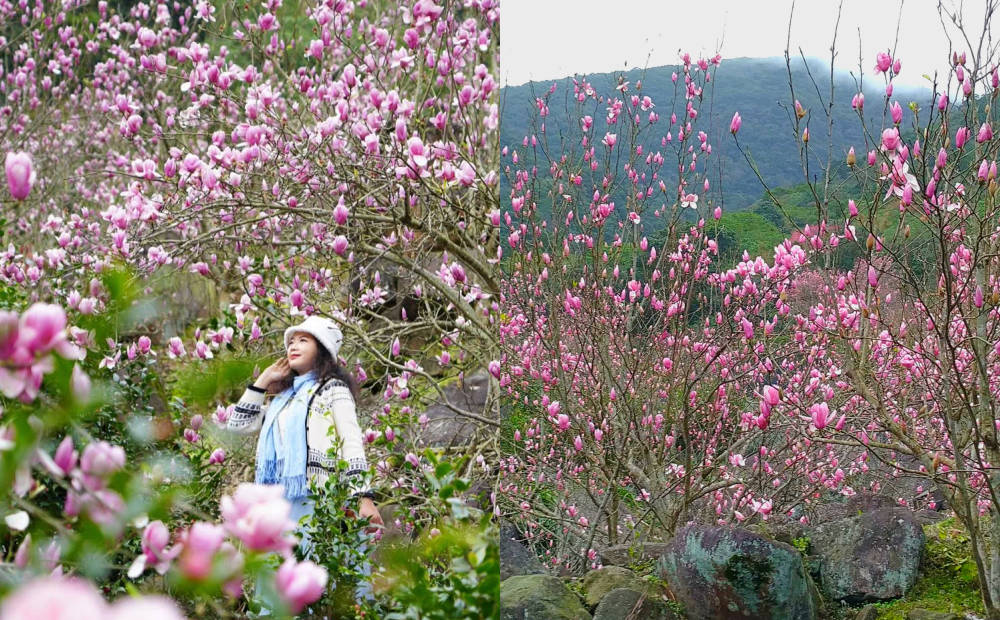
[226,315,383,606]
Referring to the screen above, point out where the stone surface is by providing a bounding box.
[500,575,592,620]
[600,544,672,568]
[659,524,820,620]
[855,605,878,620]
[582,566,660,608]
[592,588,679,620]
[417,370,493,448]
[906,610,959,620]
[810,507,925,604]
[499,520,547,581]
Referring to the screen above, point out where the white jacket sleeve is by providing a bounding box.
[226,385,267,436]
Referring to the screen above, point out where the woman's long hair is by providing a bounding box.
[270,337,360,401]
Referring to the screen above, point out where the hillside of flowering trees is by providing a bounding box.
[0,0,500,618]
[495,3,1000,618]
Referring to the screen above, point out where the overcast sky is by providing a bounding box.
[501,0,998,90]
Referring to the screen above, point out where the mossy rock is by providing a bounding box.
[500,574,592,620]
[660,524,820,620]
[582,566,661,608]
[592,588,681,620]
[906,610,958,620]
[810,508,924,604]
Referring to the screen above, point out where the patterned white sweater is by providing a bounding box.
[226,379,373,498]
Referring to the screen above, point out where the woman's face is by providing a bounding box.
[286,332,319,374]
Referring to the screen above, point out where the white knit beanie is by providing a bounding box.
[284,315,344,360]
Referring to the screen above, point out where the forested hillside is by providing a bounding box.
[499,56,932,220]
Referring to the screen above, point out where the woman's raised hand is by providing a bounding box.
[254,357,291,391]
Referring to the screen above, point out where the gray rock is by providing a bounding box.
[659,524,820,620]
[907,610,959,620]
[582,566,660,608]
[855,605,878,620]
[592,588,679,620]
[500,575,592,620]
[418,370,494,448]
[499,520,547,581]
[810,507,925,603]
[810,494,899,525]
[600,544,672,568]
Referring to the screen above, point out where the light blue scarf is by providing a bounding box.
[255,371,318,500]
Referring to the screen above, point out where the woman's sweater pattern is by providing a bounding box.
[227,379,372,498]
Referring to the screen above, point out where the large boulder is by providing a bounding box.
[659,525,820,620]
[500,575,592,620]
[582,566,660,608]
[499,521,547,581]
[809,507,925,603]
[600,544,672,568]
[592,588,680,620]
[417,370,493,448]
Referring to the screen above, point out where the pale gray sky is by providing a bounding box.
[501,0,997,90]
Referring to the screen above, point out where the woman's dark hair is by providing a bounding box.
[271,335,360,401]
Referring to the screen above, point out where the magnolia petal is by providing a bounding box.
[5,510,29,531]
[127,554,147,579]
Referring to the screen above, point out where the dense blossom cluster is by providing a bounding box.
[498,39,1000,618]
[0,0,499,615]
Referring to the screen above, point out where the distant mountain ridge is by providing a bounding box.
[499,56,933,213]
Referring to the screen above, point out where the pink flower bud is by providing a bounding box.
[333,202,349,225]
[488,360,501,378]
[209,448,226,465]
[729,112,741,135]
[190,415,203,431]
[810,402,830,429]
[762,385,780,406]
[332,235,349,256]
[5,152,36,201]
[142,520,171,564]
[54,435,77,475]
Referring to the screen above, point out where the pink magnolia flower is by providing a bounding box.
[761,385,780,406]
[978,123,993,143]
[109,596,186,620]
[5,152,36,201]
[80,441,126,489]
[875,52,891,73]
[729,112,741,135]
[810,402,831,429]
[220,484,298,556]
[0,575,106,620]
[275,558,328,614]
[54,435,78,475]
[178,522,226,581]
[167,337,186,358]
[209,448,226,465]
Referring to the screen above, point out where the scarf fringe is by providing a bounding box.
[256,459,309,500]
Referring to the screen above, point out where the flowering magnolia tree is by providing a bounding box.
[498,6,1000,617]
[0,0,500,617]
